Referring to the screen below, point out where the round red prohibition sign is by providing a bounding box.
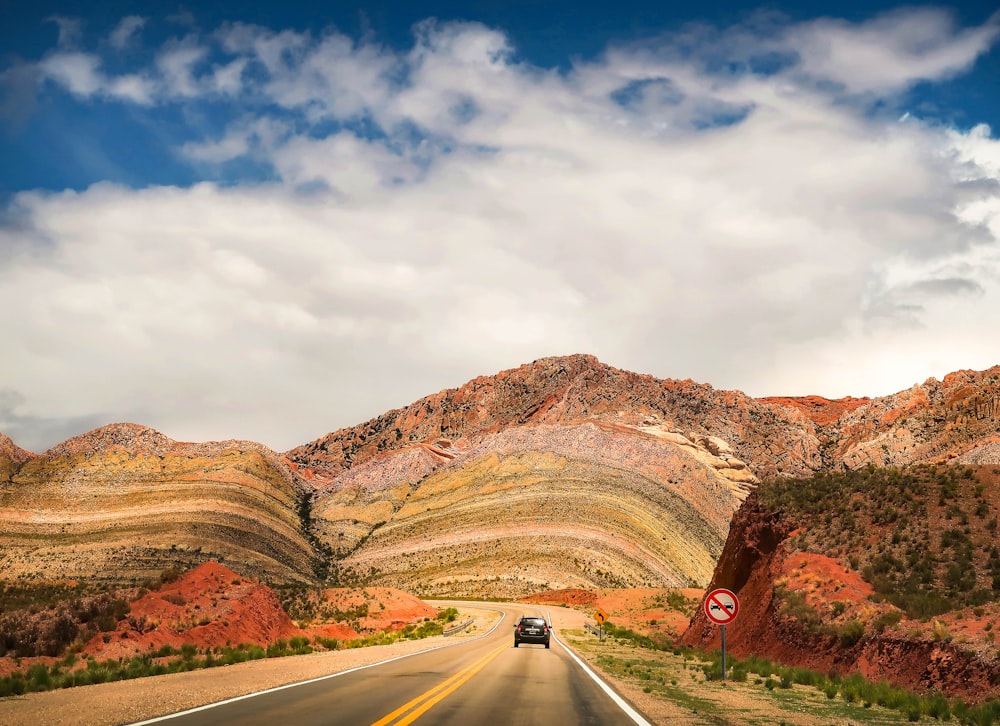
[704,588,739,625]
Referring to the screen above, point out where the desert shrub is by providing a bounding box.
[313,636,340,650]
[839,620,865,648]
[0,593,130,658]
[156,567,183,585]
[602,622,672,651]
[436,607,458,623]
[932,620,950,642]
[266,639,289,657]
[775,589,825,634]
[872,610,902,633]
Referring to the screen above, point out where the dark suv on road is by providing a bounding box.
[513,616,550,648]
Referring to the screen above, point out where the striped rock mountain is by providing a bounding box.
[0,423,317,585]
[2,355,999,592]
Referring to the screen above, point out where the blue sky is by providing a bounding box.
[3,1,998,196]
[1,1,999,452]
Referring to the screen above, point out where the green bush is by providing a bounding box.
[838,620,865,648]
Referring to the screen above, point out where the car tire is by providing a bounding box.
[545,641,550,649]
[513,641,519,648]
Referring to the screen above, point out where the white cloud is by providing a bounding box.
[109,15,145,50]
[39,52,155,104]
[39,52,104,97]
[786,8,1000,93]
[46,16,84,48]
[156,37,209,97]
[4,10,1000,451]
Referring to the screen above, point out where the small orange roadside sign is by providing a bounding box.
[595,608,608,624]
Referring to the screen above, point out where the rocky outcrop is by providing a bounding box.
[289,357,1000,488]
[0,433,34,481]
[769,366,1000,470]
[0,424,317,585]
[92,562,302,661]
[287,354,823,481]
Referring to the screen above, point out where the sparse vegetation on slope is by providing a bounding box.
[0,586,132,658]
[0,564,460,696]
[761,464,1000,618]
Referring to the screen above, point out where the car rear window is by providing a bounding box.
[522,618,546,626]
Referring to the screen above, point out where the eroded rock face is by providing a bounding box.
[826,368,1000,469]
[0,424,316,585]
[0,433,34,481]
[92,562,302,661]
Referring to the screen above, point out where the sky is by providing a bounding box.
[1,1,999,453]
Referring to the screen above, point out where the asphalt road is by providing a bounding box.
[135,604,650,726]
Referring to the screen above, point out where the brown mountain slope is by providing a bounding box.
[0,423,317,585]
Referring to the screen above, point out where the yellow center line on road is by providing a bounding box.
[369,641,509,726]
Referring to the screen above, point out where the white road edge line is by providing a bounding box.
[541,607,655,726]
[128,605,506,726]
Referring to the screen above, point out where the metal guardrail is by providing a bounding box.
[584,622,602,636]
[443,618,475,636]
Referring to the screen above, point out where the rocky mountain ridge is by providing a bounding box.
[2,355,999,594]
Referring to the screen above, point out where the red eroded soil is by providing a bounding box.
[682,493,1000,702]
[310,587,437,633]
[778,552,876,613]
[84,562,302,660]
[520,588,598,607]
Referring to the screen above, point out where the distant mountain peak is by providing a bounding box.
[0,432,35,463]
[42,422,176,458]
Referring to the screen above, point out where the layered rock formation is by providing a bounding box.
[0,423,316,585]
[2,354,999,596]
[330,422,752,596]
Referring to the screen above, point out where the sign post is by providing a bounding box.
[703,588,740,681]
[595,608,608,642]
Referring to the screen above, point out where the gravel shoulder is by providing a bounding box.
[0,606,501,726]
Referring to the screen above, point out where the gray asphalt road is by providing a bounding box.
[137,604,648,726]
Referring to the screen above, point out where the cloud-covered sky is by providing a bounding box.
[2,1,999,453]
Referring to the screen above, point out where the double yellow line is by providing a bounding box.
[370,641,509,726]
